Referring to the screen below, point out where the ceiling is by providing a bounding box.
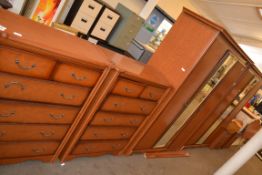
[190,0,262,71]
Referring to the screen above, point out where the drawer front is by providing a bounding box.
[91,112,145,127]
[140,86,165,101]
[79,0,102,16]
[101,96,157,115]
[0,73,90,106]
[111,78,144,97]
[0,141,59,158]
[0,100,79,124]
[99,8,119,26]
[71,12,95,33]
[91,22,113,40]
[81,127,136,140]
[0,124,69,141]
[53,64,101,87]
[73,140,128,155]
[0,46,56,79]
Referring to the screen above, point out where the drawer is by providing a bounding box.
[111,78,144,97]
[99,8,119,26]
[0,124,69,141]
[91,112,145,127]
[0,100,79,124]
[140,86,166,101]
[81,126,136,140]
[91,22,113,40]
[0,141,59,158]
[79,0,102,17]
[0,46,56,79]
[0,72,90,106]
[53,64,101,87]
[101,95,157,115]
[73,140,128,155]
[71,12,95,33]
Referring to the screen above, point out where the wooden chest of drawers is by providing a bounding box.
[0,9,171,164]
[0,43,107,164]
[60,74,169,159]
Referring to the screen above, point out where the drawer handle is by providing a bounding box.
[81,18,88,23]
[88,5,95,10]
[0,111,15,118]
[124,87,133,93]
[120,133,128,137]
[93,133,98,138]
[111,145,116,150]
[40,131,55,137]
[71,73,87,81]
[149,92,153,98]
[100,28,106,32]
[0,131,6,137]
[4,81,25,90]
[85,147,90,151]
[113,103,119,108]
[103,118,113,123]
[129,119,139,125]
[49,113,64,120]
[60,93,75,100]
[140,106,145,112]
[15,59,36,70]
[107,15,113,20]
[32,148,45,153]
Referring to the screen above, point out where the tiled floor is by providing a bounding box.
[0,147,261,175]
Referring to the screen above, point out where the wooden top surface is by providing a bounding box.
[0,9,170,87]
[182,8,261,77]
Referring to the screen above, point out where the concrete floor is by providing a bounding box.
[0,147,261,175]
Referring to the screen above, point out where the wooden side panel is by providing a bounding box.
[148,11,219,89]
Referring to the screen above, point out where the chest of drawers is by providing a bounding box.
[0,43,108,164]
[59,74,170,160]
[0,9,171,164]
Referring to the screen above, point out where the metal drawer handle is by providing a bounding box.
[60,93,75,100]
[0,131,6,137]
[124,87,133,93]
[120,133,128,137]
[81,18,87,23]
[40,131,55,137]
[113,103,119,108]
[107,15,113,20]
[88,5,95,10]
[4,81,25,90]
[149,92,153,98]
[129,119,139,125]
[15,59,36,70]
[100,28,106,32]
[49,113,64,120]
[32,148,45,153]
[71,73,87,81]
[140,106,145,112]
[111,145,116,150]
[103,118,113,123]
[93,133,98,138]
[0,111,15,118]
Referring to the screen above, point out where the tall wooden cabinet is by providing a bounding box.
[134,9,261,154]
[0,8,261,165]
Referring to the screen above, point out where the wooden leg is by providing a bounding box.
[144,150,190,159]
